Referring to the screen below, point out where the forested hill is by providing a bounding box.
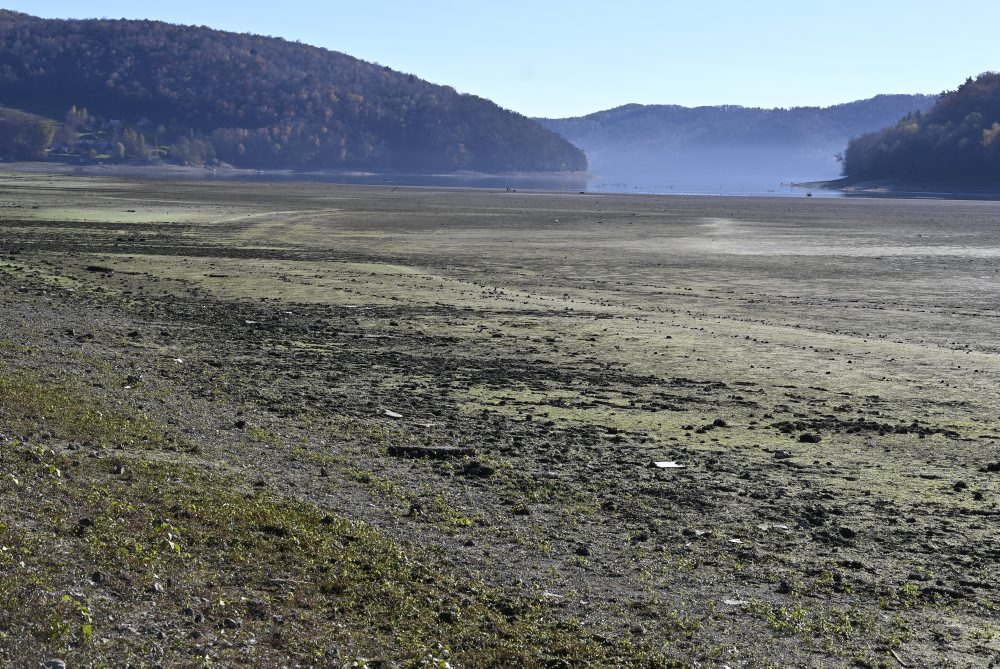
[842,73,1000,183]
[535,95,935,190]
[538,95,936,151]
[0,11,586,172]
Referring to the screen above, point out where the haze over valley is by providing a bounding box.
[539,95,937,193]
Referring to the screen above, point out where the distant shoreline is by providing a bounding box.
[11,160,998,200]
[802,177,1000,200]
[0,160,263,180]
[0,160,589,185]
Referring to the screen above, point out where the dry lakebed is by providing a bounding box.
[1,171,999,667]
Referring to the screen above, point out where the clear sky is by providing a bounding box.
[5,1,998,118]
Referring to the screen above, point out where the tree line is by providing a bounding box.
[0,106,55,160]
[841,72,1000,183]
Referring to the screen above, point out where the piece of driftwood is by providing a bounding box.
[387,444,474,460]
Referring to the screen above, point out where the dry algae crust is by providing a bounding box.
[1,171,999,668]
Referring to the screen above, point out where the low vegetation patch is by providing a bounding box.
[0,371,674,667]
[0,370,166,450]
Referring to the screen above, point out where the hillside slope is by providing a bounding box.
[0,11,586,172]
[842,72,1000,183]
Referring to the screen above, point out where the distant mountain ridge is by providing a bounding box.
[0,11,585,172]
[537,95,936,190]
[539,95,937,148]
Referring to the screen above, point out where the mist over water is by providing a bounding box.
[585,172,832,197]
[236,154,842,198]
[583,147,844,196]
[223,145,846,197]
[532,95,942,198]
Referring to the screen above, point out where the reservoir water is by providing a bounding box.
[237,168,842,198]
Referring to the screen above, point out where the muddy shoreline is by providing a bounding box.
[0,160,591,192]
[1,172,998,666]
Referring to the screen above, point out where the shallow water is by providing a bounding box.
[236,168,839,198]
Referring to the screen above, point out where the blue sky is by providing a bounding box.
[5,1,998,118]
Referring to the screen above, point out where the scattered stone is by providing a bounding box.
[798,433,821,443]
[459,460,495,478]
[773,450,793,459]
[838,526,857,540]
[85,265,114,274]
[437,610,459,624]
[712,418,728,428]
[574,543,591,557]
[382,409,403,419]
[953,480,968,491]
[920,585,966,600]
[223,617,241,629]
[652,460,685,469]
[233,419,247,429]
[757,522,790,531]
[246,600,269,620]
[777,580,792,594]
[983,462,1000,473]
[42,660,66,669]
[69,519,98,540]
